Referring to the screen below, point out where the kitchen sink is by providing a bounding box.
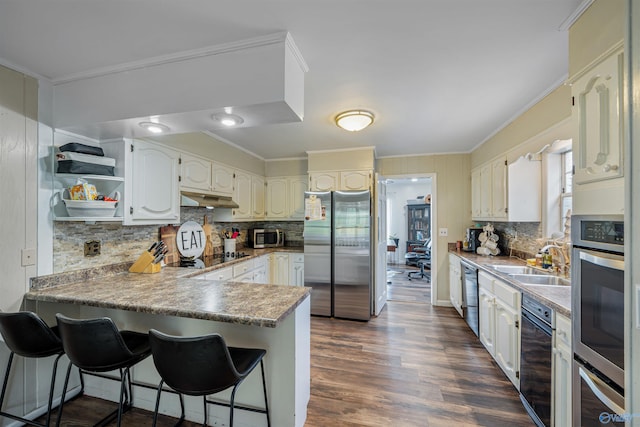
[509,274,570,286]
[486,265,547,275]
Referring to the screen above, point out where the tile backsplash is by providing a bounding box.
[53,207,303,273]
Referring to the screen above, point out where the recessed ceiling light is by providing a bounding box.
[212,113,244,127]
[335,110,374,132]
[139,121,170,134]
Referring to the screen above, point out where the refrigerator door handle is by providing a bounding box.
[578,365,625,416]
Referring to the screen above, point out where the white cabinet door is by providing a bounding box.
[128,140,180,224]
[252,175,265,218]
[212,162,234,196]
[573,50,623,184]
[554,313,572,427]
[340,170,370,190]
[491,158,507,219]
[198,266,233,281]
[310,172,338,192]
[274,253,290,285]
[289,254,305,286]
[180,153,211,192]
[289,176,308,219]
[479,164,492,218]
[253,265,267,284]
[266,178,288,218]
[471,168,482,219]
[233,170,252,219]
[478,285,496,357]
[448,254,462,317]
[494,299,520,388]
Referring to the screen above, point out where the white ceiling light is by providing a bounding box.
[213,113,244,127]
[335,110,374,132]
[139,121,170,134]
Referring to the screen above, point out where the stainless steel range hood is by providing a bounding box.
[180,191,239,209]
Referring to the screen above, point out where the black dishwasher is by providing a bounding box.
[520,294,553,427]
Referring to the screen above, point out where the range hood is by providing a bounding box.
[181,191,239,209]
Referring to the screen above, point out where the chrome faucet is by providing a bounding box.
[540,244,568,276]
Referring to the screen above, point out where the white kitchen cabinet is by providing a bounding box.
[195,266,233,281]
[478,271,521,389]
[553,313,572,427]
[273,253,290,285]
[449,253,463,317]
[471,168,482,218]
[101,138,180,226]
[266,177,289,218]
[339,170,371,191]
[288,176,308,219]
[252,175,265,218]
[289,253,305,286]
[572,50,624,185]
[471,155,540,222]
[233,170,252,219]
[309,171,339,192]
[266,176,308,220]
[211,162,234,196]
[309,170,371,192]
[180,152,212,193]
[214,170,264,221]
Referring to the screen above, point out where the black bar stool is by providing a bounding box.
[55,314,151,427]
[0,311,72,427]
[149,329,270,427]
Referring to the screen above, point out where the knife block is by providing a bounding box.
[129,251,162,274]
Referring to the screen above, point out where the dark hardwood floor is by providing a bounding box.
[36,265,533,426]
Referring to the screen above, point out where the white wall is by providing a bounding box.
[386,179,432,260]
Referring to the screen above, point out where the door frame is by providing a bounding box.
[384,172,438,306]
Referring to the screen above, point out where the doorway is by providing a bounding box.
[385,176,434,304]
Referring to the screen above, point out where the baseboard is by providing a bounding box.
[434,299,453,307]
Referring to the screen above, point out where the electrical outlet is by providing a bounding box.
[84,240,101,257]
[439,228,448,237]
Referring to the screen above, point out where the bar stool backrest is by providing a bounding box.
[0,312,62,358]
[55,314,135,372]
[149,329,241,396]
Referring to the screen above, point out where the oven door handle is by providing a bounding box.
[579,365,625,415]
[579,249,624,271]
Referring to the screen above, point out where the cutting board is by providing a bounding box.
[203,215,214,258]
[159,225,180,265]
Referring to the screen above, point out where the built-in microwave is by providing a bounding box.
[250,229,284,248]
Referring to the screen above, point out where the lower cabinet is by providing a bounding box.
[478,271,521,389]
[289,253,305,286]
[449,254,463,316]
[272,253,290,285]
[553,313,572,427]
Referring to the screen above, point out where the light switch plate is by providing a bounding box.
[439,228,448,237]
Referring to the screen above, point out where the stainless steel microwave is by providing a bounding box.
[250,229,284,248]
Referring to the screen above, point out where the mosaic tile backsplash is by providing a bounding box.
[53,207,304,273]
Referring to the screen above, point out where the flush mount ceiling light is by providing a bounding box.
[335,110,375,132]
[138,121,170,134]
[212,113,244,127]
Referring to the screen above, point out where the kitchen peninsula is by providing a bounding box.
[24,262,311,427]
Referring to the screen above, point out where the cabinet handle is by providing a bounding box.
[603,164,619,173]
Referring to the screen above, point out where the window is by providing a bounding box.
[560,150,572,234]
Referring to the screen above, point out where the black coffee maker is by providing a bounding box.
[464,227,483,252]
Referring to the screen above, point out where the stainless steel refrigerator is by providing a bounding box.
[303,190,372,321]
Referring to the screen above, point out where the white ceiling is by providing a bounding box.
[0,0,582,160]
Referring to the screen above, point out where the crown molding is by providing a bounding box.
[306,146,376,155]
[201,130,266,161]
[51,32,292,85]
[558,0,595,31]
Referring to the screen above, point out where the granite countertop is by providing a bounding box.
[449,250,571,318]
[26,248,309,328]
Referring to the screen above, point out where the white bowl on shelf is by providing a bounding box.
[63,199,118,217]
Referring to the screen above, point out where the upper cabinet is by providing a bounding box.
[265,175,308,220]
[211,162,234,196]
[213,169,265,222]
[572,50,623,185]
[309,170,371,192]
[179,152,234,197]
[100,138,180,225]
[471,156,540,222]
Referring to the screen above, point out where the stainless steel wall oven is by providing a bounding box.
[571,215,625,425]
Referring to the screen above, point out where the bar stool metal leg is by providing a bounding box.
[260,360,271,427]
